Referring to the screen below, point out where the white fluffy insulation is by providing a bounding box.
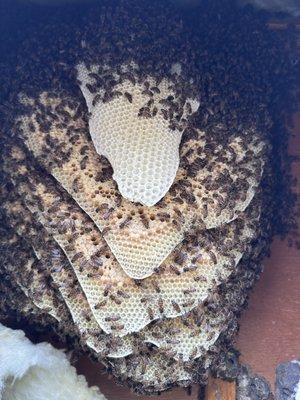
[0,323,106,400]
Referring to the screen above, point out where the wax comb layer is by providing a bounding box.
[76,62,199,207]
[0,235,64,323]
[2,191,135,359]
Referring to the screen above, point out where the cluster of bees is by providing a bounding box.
[80,61,197,134]
[0,0,298,395]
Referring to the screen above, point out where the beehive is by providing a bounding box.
[0,75,267,392]
[1,0,295,395]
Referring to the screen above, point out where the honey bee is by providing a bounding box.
[101,226,112,236]
[193,275,207,283]
[152,280,161,293]
[171,300,181,313]
[140,356,148,375]
[182,299,195,308]
[161,109,168,120]
[117,289,130,299]
[190,347,198,360]
[208,250,217,265]
[170,264,181,275]
[183,288,196,295]
[80,156,88,170]
[88,72,99,81]
[185,102,192,114]
[86,83,97,94]
[141,89,153,97]
[119,217,131,229]
[152,107,158,117]
[102,207,114,221]
[94,299,107,309]
[103,284,112,296]
[202,204,208,219]
[164,347,177,358]
[72,177,80,193]
[158,298,164,314]
[110,294,122,305]
[28,121,35,132]
[121,72,136,85]
[71,252,84,262]
[87,270,103,279]
[150,86,160,94]
[147,307,154,320]
[92,94,102,107]
[147,99,154,107]
[105,314,121,322]
[110,323,125,331]
[140,295,152,304]
[174,251,187,266]
[140,214,149,229]
[124,92,133,103]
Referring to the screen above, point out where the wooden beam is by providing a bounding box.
[204,377,236,400]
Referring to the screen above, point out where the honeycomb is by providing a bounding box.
[3,79,266,381]
[17,91,265,281]
[4,143,260,341]
[2,91,267,393]
[3,141,262,375]
[76,62,200,207]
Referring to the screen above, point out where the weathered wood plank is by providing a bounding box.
[204,377,236,400]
